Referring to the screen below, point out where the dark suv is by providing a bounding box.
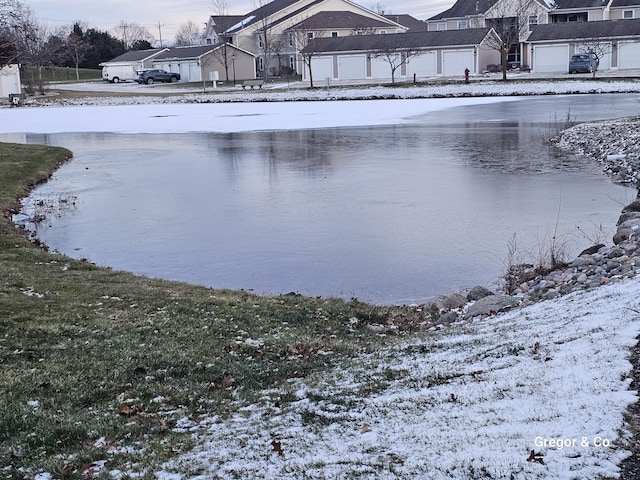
[568,53,598,74]
[136,69,180,84]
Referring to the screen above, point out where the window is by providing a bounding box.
[307,32,314,40]
[331,31,338,37]
[289,56,294,70]
[258,57,264,71]
[258,35,264,48]
[528,14,538,30]
[437,22,446,31]
[623,10,634,19]
[289,33,293,46]
[457,20,467,29]
[380,30,387,34]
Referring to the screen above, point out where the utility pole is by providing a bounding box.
[157,21,164,48]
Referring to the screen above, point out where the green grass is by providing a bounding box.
[0,142,424,477]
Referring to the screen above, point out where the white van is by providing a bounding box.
[101,64,137,83]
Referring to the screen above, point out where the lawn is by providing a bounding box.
[0,142,423,478]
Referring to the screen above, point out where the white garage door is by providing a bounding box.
[533,45,569,73]
[442,50,474,77]
[310,56,333,80]
[619,41,640,69]
[370,56,393,79]
[337,55,366,80]
[408,52,436,78]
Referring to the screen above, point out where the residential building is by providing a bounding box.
[302,28,501,82]
[203,0,407,78]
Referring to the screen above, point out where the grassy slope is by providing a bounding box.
[0,142,423,477]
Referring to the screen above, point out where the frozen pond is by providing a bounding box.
[8,94,638,304]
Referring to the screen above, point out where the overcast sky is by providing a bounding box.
[26,0,452,43]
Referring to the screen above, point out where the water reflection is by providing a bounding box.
[11,95,638,304]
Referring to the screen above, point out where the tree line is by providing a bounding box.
[0,0,161,79]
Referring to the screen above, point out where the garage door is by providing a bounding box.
[442,50,474,77]
[408,52,436,78]
[310,56,333,81]
[370,56,393,79]
[619,41,640,69]
[533,45,568,73]
[337,55,366,80]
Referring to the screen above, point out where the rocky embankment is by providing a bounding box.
[424,118,640,325]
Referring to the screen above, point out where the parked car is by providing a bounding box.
[569,53,598,74]
[136,69,180,84]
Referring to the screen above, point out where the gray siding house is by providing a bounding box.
[302,28,501,82]
[528,18,640,72]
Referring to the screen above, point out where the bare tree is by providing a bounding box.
[474,0,538,80]
[572,38,612,78]
[112,21,154,50]
[293,29,327,88]
[175,20,203,46]
[0,0,29,68]
[253,0,277,82]
[65,31,88,80]
[371,35,421,84]
[209,0,235,81]
[12,10,59,84]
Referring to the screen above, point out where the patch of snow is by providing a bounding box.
[156,278,640,479]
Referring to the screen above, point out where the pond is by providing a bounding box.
[10,94,638,304]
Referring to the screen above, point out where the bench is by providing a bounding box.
[241,79,264,90]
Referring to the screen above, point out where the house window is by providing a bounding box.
[380,30,387,34]
[437,22,446,31]
[623,10,633,18]
[289,56,294,70]
[457,21,467,29]
[289,33,293,46]
[331,31,338,37]
[528,14,538,30]
[258,57,264,71]
[258,35,264,48]
[307,32,313,40]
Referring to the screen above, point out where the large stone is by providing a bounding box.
[424,293,467,312]
[614,228,633,245]
[622,200,640,213]
[466,286,494,302]
[464,295,519,319]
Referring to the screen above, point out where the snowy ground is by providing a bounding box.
[6,80,640,479]
[152,281,640,480]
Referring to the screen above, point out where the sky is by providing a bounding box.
[25,0,453,44]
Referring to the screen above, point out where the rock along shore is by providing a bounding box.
[423,117,640,325]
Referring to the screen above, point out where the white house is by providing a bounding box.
[302,28,501,83]
[528,17,640,72]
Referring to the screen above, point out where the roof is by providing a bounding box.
[103,48,167,64]
[226,0,307,32]
[154,45,218,60]
[428,0,500,21]
[528,17,640,40]
[303,28,495,53]
[383,14,428,31]
[208,15,246,32]
[550,0,611,9]
[289,11,393,30]
[610,0,640,6]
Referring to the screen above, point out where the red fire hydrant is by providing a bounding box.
[464,68,470,84]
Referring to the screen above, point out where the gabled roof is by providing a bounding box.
[550,0,611,9]
[208,15,246,33]
[289,11,393,30]
[303,27,496,53]
[226,0,315,33]
[428,0,500,21]
[528,17,640,40]
[610,0,640,6]
[154,43,256,61]
[383,14,428,31]
[103,48,168,64]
